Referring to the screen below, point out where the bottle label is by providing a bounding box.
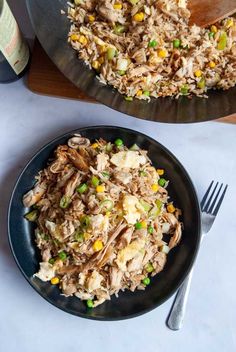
[0,0,29,74]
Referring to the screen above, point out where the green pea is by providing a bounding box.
[87,299,94,308]
[173,39,181,48]
[148,226,154,234]
[142,277,151,286]
[180,84,189,95]
[114,138,123,146]
[76,183,88,194]
[135,222,142,230]
[114,24,126,34]
[91,176,100,187]
[148,40,157,48]
[145,263,154,273]
[59,195,71,209]
[158,178,166,187]
[143,91,150,97]
[58,251,67,261]
[48,258,55,265]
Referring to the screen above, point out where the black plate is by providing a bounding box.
[8,126,201,320]
[26,0,236,123]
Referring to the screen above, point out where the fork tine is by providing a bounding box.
[202,182,218,212]
[213,184,228,216]
[200,180,214,210]
[208,183,223,214]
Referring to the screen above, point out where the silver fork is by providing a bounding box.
[166,181,228,331]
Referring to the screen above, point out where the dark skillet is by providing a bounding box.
[8,126,201,320]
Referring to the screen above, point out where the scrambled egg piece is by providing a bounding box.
[34,262,55,282]
[123,195,143,224]
[45,220,62,240]
[87,270,104,292]
[91,214,109,234]
[178,0,187,8]
[110,151,146,169]
[116,239,146,271]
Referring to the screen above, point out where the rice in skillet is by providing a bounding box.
[67,0,236,100]
[23,135,182,307]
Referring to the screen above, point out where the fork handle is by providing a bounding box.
[166,267,194,330]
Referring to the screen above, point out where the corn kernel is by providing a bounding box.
[92,60,100,70]
[98,56,105,64]
[113,3,122,10]
[106,211,111,216]
[88,15,95,23]
[91,142,98,148]
[70,34,80,41]
[51,277,60,285]
[211,25,218,33]
[140,221,147,228]
[133,12,144,22]
[209,61,216,68]
[99,45,107,54]
[93,240,104,251]
[226,18,234,28]
[157,169,164,175]
[158,49,168,58]
[151,184,159,192]
[136,90,142,96]
[84,233,91,240]
[78,35,88,45]
[96,185,105,193]
[194,70,203,78]
[167,204,176,213]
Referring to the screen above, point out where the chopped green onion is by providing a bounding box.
[158,178,166,187]
[76,183,88,194]
[86,299,94,308]
[100,199,114,211]
[209,31,215,39]
[101,171,110,179]
[114,138,123,146]
[129,0,139,4]
[60,195,71,209]
[160,244,170,254]
[130,143,139,151]
[148,226,154,234]
[143,90,150,97]
[118,70,126,76]
[139,170,147,176]
[140,199,151,212]
[197,77,206,89]
[148,40,157,48]
[58,251,67,261]
[155,199,163,210]
[217,31,227,50]
[124,96,133,101]
[145,262,154,273]
[180,84,189,95]
[80,215,90,228]
[149,206,160,219]
[114,24,126,34]
[173,39,181,48]
[106,142,113,152]
[91,176,100,187]
[48,258,55,265]
[74,231,84,243]
[142,277,151,286]
[24,209,38,222]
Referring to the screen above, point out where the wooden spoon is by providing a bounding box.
[189,0,236,27]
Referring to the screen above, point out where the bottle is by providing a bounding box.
[0,0,30,83]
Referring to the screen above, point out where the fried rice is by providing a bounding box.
[67,0,236,100]
[23,135,182,307]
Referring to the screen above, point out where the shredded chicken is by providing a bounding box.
[24,135,182,307]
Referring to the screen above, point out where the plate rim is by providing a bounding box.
[8,125,201,320]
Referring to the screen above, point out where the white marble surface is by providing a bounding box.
[1,1,236,351]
